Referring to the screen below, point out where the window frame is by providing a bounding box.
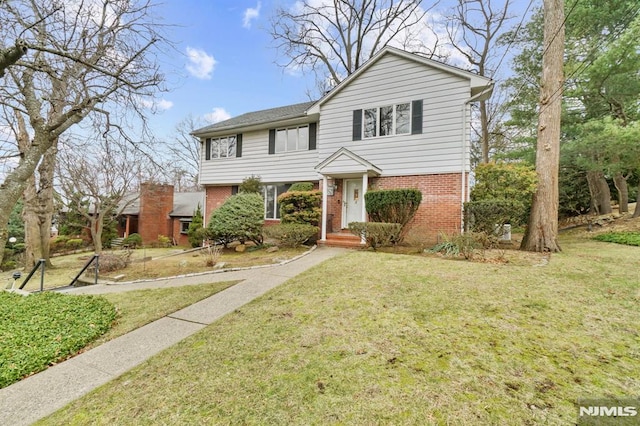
[274,125,309,153]
[179,220,191,234]
[209,135,237,159]
[361,102,412,139]
[263,183,291,220]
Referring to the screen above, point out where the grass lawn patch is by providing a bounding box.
[38,237,640,424]
[1,281,237,390]
[593,231,640,246]
[0,292,115,389]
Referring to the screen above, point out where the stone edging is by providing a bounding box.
[103,245,318,286]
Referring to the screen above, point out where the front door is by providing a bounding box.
[343,179,363,228]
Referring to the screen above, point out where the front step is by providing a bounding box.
[321,232,365,248]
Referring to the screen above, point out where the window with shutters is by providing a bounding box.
[353,100,421,141]
[208,136,236,158]
[275,126,309,153]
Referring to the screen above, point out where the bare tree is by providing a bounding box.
[520,0,564,252]
[270,0,443,91]
[160,114,206,191]
[56,136,146,254]
[0,0,169,265]
[446,0,513,164]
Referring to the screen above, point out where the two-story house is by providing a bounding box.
[192,46,493,245]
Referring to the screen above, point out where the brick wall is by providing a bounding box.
[138,183,174,244]
[205,186,233,224]
[171,219,190,246]
[371,173,465,242]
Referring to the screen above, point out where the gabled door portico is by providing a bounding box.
[315,148,381,241]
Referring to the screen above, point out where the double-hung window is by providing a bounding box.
[353,100,421,141]
[363,103,411,138]
[209,135,236,158]
[275,126,309,153]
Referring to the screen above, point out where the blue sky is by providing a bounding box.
[147,0,535,141]
[148,1,317,139]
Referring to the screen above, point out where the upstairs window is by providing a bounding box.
[353,100,421,141]
[205,134,242,160]
[275,126,309,153]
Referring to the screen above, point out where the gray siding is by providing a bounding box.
[318,53,472,176]
[199,129,319,184]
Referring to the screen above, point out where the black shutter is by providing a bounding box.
[268,129,276,154]
[231,185,239,195]
[205,138,211,160]
[236,134,243,157]
[411,100,423,135]
[309,122,317,150]
[352,110,362,141]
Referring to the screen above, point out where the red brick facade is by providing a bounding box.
[138,183,174,244]
[205,186,234,222]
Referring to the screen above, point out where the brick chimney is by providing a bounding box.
[138,182,174,244]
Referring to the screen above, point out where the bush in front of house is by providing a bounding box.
[278,190,322,225]
[289,182,314,191]
[207,192,264,247]
[264,223,319,248]
[239,175,262,194]
[348,222,402,250]
[122,233,142,248]
[187,204,205,248]
[464,199,525,237]
[364,189,422,241]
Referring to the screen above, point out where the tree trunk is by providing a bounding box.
[633,183,640,218]
[520,0,564,253]
[613,172,628,213]
[22,144,58,268]
[586,170,612,215]
[90,213,104,254]
[480,99,490,163]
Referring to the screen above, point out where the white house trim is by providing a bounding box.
[315,147,382,177]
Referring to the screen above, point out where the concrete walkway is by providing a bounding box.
[0,246,347,426]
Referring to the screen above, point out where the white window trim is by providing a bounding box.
[210,136,236,159]
[275,125,309,153]
[363,103,411,139]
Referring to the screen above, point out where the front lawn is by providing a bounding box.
[0,281,237,389]
[38,237,640,425]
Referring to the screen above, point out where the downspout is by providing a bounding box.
[461,84,494,233]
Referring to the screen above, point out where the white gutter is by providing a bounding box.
[461,84,495,233]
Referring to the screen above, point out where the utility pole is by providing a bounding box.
[520,0,565,252]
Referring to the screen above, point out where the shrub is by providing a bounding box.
[187,204,205,248]
[93,250,132,273]
[264,223,319,247]
[289,182,314,191]
[50,235,70,254]
[122,233,142,248]
[429,233,483,260]
[464,200,525,236]
[239,175,262,194]
[278,190,322,225]
[207,192,264,246]
[364,189,422,241]
[348,222,402,250]
[157,235,172,247]
[593,232,640,246]
[66,238,85,250]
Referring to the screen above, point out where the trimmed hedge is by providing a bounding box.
[264,223,319,247]
[348,222,402,250]
[207,192,264,246]
[279,190,322,225]
[364,189,422,241]
[289,182,314,191]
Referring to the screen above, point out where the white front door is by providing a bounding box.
[343,179,363,228]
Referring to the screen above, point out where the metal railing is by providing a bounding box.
[18,259,46,292]
[69,254,99,287]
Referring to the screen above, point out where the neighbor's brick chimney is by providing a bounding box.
[138,182,174,244]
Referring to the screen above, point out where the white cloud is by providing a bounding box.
[138,97,174,111]
[243,2,262,29]
[204,107,231,124]
[186,47,216,80]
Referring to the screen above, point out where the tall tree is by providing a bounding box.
[160,114,206,191]
[270,0,442,91]
[446,0,513,163]
[0,0,168,265]
[56,135,148,254]
[520,0,564,252]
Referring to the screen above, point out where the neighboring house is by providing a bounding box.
[118,183,204,246]
[192,47,493,245]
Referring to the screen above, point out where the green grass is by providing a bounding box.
[1,281,237,389]
[0,292,115,389]
[593,231,640,246]
[38,237,640,425]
